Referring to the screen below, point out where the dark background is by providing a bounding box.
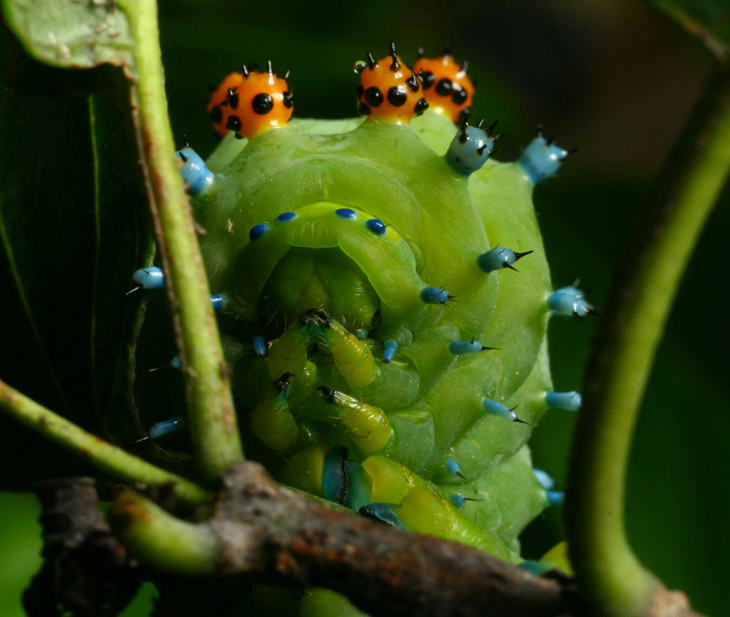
[1,0,728,615]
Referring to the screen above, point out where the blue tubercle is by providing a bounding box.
[518,135,572,184]
[449,339,493,355]
[253,335,267,358]
[533,469,564,505]
[359,503,405,529]
[477,247,534,273]
[133,266,165,290]
[449,493,482,509]
[546,390,582,411]
[149,416,184,440]
[421,286,453,305]
[444,458,467,481]
[548,285,593,317]
[382,339,398,363]
[176,147,214,196]
[445,119,499,176]
[366,219,386,235]
[354,328,369,340]
[546,490,565,506]
[169,356,182,370]
[482,398,527,424]
[250,223,270,241]
[335,208,357,219]
[533,468,556,491]
[277,211,297,222]
[210,293,228,310]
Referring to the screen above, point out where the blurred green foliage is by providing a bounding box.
[0,494,41,617]
[0,0,727,615]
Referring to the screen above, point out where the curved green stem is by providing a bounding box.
[108,489,219,575]
[565,67,730,616]
[0,379,212,506]
[116,0,243,480]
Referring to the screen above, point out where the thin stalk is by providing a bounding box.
[565,67,730,616]
[117,0,243,480]
[0,379,212,507]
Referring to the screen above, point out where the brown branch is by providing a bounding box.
[216,463,575,617]
[36,466,702,617]
[111,461,578,617]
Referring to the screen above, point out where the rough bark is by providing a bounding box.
[206,462,578,617]
[23,478,140,617]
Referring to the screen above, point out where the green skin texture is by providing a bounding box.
[192,110,554,615]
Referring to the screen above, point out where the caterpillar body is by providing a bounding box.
[154,43,584,616]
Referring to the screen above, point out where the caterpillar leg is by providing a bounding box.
[270,309,421,408]
[317,315,378,390]
[307,311,422,410]
[249,372,299,451]
[316,387,392,454]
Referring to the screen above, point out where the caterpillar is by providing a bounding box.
[144,43,586,616]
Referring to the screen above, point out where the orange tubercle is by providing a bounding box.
[413,51,474,123]
[207,63,293,139]
[207,71,243,137]
[356,43,428,124]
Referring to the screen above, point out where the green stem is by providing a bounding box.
[565,67,730,616]
[0,379,212,507]
[117,0,243,480]
[108,489,219,575]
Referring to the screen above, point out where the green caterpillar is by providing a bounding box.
[142,43,587,614]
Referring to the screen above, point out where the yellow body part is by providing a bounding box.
[277,444,328,497]
[324,320,378,389]
[327,389,392,454]
[540,541,573,575]
[398,487,512,561]
[361,455,426,504]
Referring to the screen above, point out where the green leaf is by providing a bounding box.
[0,39,152,488]
[2,0,135,72]
[648,0,730,61]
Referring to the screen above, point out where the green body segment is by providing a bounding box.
[192,110,554,585]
